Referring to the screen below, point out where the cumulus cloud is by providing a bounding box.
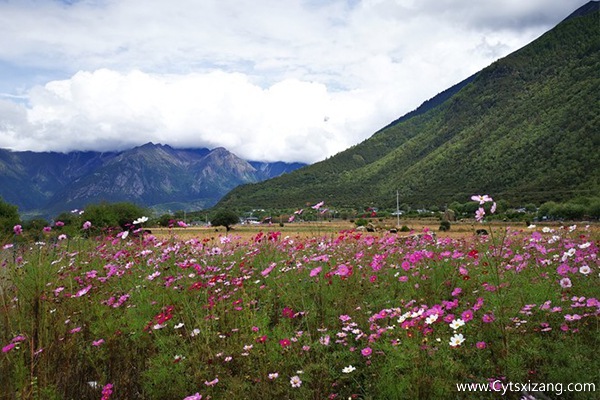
[0,0,587,162]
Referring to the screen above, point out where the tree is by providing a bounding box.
[0,197,20,235]
[83,202,149,230]
[211,210,239,232]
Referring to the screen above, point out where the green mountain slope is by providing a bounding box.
[217,3,600,210]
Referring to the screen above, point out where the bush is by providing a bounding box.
[355,219,368,227]
[439,220,451,231]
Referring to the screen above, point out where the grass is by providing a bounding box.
[1,221,599,399]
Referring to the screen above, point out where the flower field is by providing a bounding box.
[1,221,599,399]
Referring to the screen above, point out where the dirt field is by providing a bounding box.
[152,219,600,241]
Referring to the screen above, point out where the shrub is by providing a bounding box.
[439,220,451,231]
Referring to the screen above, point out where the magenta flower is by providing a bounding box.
[461,310,474,322]
[279,338,291,348]
[92,339,105,347]
[476,341,487,349]
[13,225,22,235]
[55,221,65,227]
[43,226,52,233]
[361,347,372,357]
[2,343,16,353]
[101,383,113,400]
[310,266,322,277]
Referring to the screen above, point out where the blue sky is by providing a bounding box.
[0,0,588,162]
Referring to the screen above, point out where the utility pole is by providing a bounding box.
[396,190,400,228]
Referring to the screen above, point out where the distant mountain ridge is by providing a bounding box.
[216,2,600,210]
[0,143,304,216]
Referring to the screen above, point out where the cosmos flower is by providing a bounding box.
[133,216,149,224]
[471,194,493,204]
[449,333,465,347]
[342,365,356,373]
[290,375,302,388]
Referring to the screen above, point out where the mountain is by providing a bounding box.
[0,143,304,217]
[216,2,600,211]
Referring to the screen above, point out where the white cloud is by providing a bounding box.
[0,0,587,162]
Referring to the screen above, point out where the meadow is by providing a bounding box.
[1,216,598,399]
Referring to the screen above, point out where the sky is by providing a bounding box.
[0,0,588,163]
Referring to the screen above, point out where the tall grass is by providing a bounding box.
[1,224,598,399]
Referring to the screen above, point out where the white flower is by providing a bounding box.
[579,242,591,249]
[579,265,591,275]
[174,322,184,329]
[449,333,465,347]
[133,216,149,224]
[342,365,356,373]
[542,227,552,233]
[425,314,439,325]
[268,373,279,380]
[449,318,465,330]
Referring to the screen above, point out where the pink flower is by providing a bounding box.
[482,313,495,323]
[55,221,65,227]
[490,202,497,213]
[475,207,485,222]
[471,194,493,204]
[335,264,351,277]
[82,221,92,230]
[310,266,322,277]
[92,339,105,347]
[43,226,52,233]
[290,375,302,388]
[451,287,462,297]
[73,284,92,298]
[204,378,219,387]
[13,225,22,235]
[476,341,487,349]
[279,338,291,348]
[559,277,572,289]
[361,347,372,357]
[177,220,188,228]
[312,201,325,210]
[183,393,203,400]
[288,215,295,222]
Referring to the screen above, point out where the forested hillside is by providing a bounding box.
[217,5,599,210]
